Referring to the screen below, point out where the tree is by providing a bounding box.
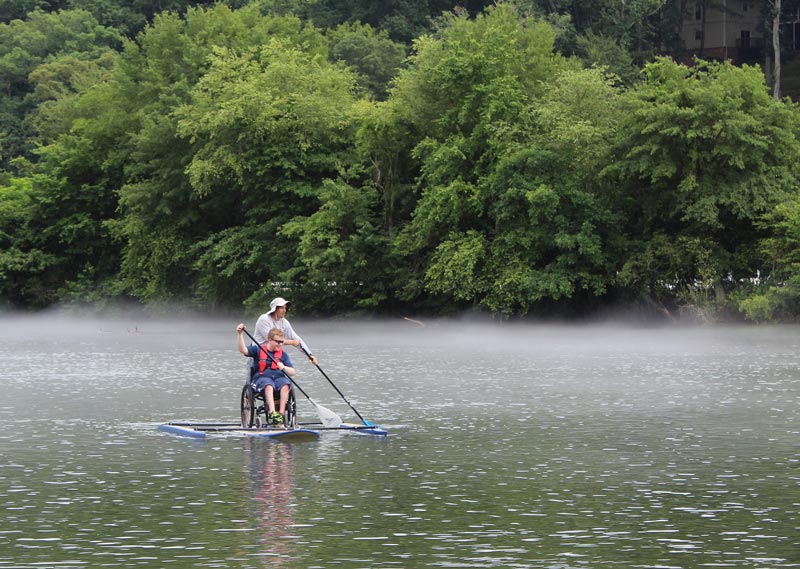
[0,8,121,172]
[516,0,672,62]
[326,22,406,100]
[736,198,800,320]
[97,6,333,306]
[281,177,391,312]
[0,0,66,23]
[0,177,52,306]
[575,30,639,85]
[0,10,122,307]
[0,4,345,308]
[172,32,360,308]
[770,0,781,99]
[602,58,800,317]
[0,134,122,307]
[296,0,493,43]
[381,4,625,315]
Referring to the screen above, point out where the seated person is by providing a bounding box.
[236,324,296,425]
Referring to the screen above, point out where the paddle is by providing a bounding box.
[242,329,343,427]
[302,347,375,427]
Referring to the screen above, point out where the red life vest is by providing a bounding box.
[258,347,283,373]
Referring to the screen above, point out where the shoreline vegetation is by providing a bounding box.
[0,299,787,326]
[2,2,800,323]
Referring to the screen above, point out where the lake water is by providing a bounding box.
[0,314,798,568]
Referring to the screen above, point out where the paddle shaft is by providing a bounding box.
[302,347,370,426]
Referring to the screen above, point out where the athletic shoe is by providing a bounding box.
[269,411,284,425]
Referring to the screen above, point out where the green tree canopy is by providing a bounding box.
[326,22,406,100]
[604,58,800,314]
[104,9,356,307]
[385,4,623,315]
[0,8,121,171]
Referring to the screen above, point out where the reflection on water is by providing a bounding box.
[244,439,297,565]
[0,316,798,568]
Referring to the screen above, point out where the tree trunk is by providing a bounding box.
[773,0,782,99]
[700,0,707,56]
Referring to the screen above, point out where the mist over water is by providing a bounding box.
[0,313,798,568]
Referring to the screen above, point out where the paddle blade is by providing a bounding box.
[311,399,342,427]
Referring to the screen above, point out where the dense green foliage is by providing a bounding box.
[1,1,800,321]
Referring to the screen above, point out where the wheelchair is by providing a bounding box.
[240,362,297,428]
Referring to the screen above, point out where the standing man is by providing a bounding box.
[254,297,318,365]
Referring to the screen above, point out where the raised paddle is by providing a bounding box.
[302,347,375,427]
[242,328,343,427]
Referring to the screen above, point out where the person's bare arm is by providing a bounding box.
[236,323,249,356]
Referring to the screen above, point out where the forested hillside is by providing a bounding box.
[2,0,800,321]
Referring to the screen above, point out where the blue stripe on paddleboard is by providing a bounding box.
[301,423,388,436]
[158,423,207,439]
[340,423,388,436]
[247,428,320,441]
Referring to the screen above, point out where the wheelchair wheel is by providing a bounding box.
[240,384,256,428]
[284,389,297,427]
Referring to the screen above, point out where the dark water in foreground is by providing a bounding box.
[0,316,798,568]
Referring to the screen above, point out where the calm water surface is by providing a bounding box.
[0,315,798,568]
